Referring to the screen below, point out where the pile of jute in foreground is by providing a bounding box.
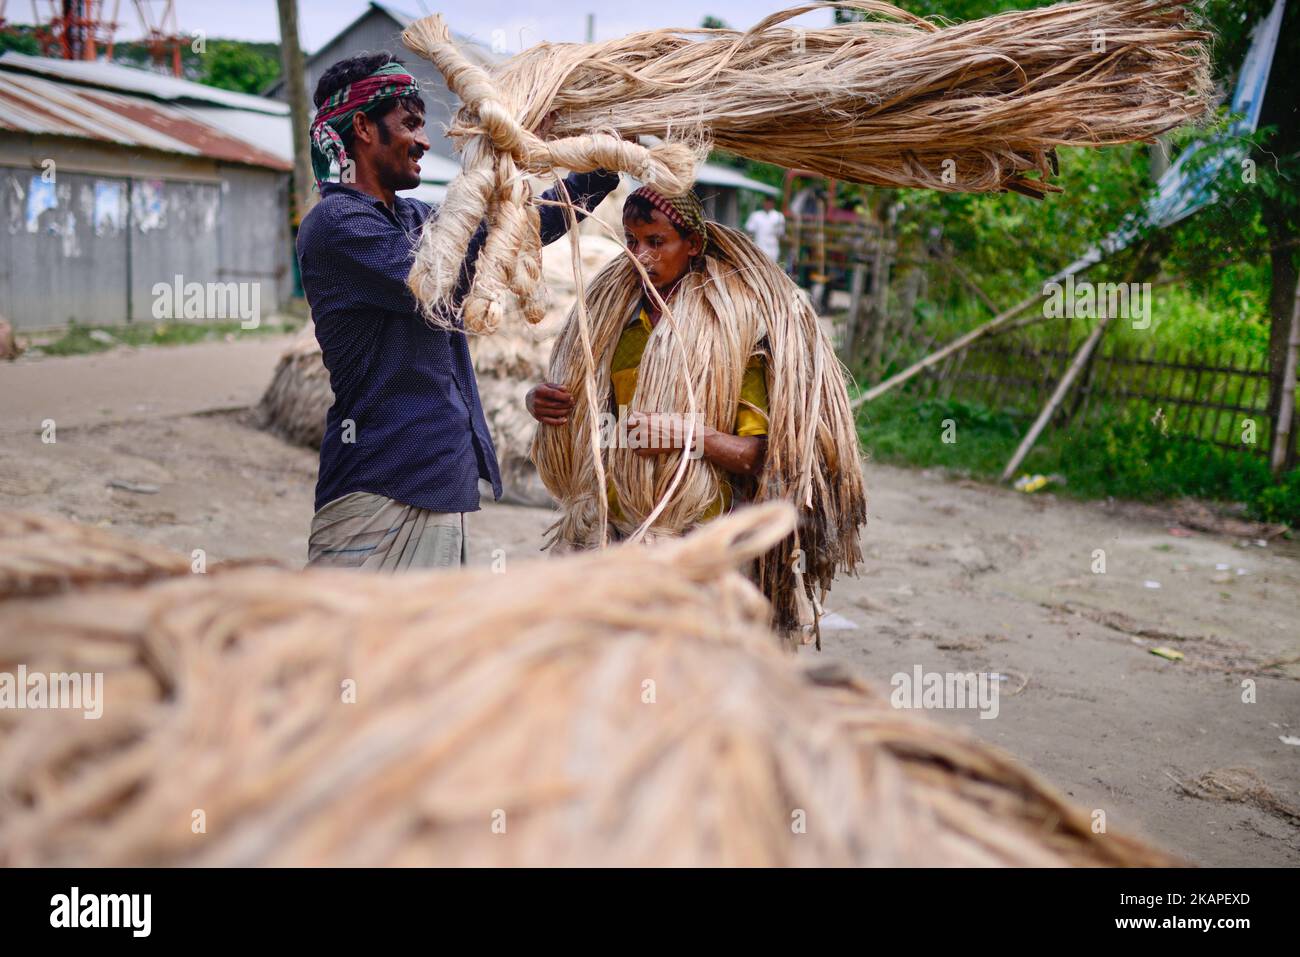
[0,508,1174,866]
[400,0,1212,333]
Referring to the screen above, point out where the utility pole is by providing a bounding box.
[276,0,315,225]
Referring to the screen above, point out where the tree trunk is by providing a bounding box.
[1263,201,1299,471]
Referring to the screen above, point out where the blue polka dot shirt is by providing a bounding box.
[297,170,621,514]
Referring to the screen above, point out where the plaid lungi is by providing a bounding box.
[306,491,467,570]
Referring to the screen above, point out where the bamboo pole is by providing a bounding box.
[936,247,1000,316]
[851,289,1044,408]
[866,236,895,382]
[844,262,867,365]
[999,312,1114,482]
[1270,273,1300,475]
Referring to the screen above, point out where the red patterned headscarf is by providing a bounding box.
[628,185,710,247]
[310,62,422,189]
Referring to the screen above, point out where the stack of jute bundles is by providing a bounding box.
[401,0,1211,336]
[0,508,1173,866]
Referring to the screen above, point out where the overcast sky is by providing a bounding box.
[9,1,838,54]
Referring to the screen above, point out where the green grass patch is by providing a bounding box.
[856,392,1300,527]
[36,319,301,357]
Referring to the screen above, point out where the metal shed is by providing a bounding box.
[0,53,294,332]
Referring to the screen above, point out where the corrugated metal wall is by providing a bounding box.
[0,145,290,330]
[1,167,131,327]
[124,178,221,323]
[216,165,294,308]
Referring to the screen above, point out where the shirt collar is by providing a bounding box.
[320,182,406,217]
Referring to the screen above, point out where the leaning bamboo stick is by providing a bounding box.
[851,290,1045,407]
[1269,273,1300,475]
[1000,312,1115,481]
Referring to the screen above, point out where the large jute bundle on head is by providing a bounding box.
[401,0,1211,333]
[532,223,867,639]
[0,507,1174,866]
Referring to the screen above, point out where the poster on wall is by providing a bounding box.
[25,175,56,233]
[131,179,166,232]
[93,180,126,236]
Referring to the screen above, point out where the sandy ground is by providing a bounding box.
[1,339,1297,866]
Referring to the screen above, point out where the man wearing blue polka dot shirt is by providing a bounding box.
[296,53,620,569]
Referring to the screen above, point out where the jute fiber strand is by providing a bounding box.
[0,507,1175,866]
[0,512,195,600]
[401,0,1211,333]
[531,224,866,638]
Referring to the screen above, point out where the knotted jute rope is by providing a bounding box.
[402,15,702,334]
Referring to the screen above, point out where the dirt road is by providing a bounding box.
[1,340,1296,866]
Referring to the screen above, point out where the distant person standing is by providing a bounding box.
[745,197,785,261]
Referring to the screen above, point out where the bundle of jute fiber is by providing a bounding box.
[0,511,274,603]
[0,511,192,601]
[470,231,625,504]
[256,321,335,449]
[401,0,1211,333]
[532,223,866,641]
[0,506,1174,866]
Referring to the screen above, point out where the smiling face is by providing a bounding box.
[622,204,704,297]
[353,101,429,192]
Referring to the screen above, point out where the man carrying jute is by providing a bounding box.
[296,53,619,570]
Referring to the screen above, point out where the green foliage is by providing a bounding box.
[700,16,730,30]
[856,394,1027,476]
[815,0,1299,515]
[856,394,1300,526]
[0,28,41,56]
[38,319,298,357]
[837,0,1051,24]
[199,41,281,95]
[107,38,282,88]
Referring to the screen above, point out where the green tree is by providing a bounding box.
[0,27,41,56]
[832,0,1297,467]
[199,40,281,95]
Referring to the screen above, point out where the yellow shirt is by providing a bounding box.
[608,307,768,521]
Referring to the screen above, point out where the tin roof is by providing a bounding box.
[0,51,289,114]
[0,58,292,170]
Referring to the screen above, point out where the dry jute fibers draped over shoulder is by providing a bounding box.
[400,0,1211,333]
[530,224,867,638]
[0,508,1176,866]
